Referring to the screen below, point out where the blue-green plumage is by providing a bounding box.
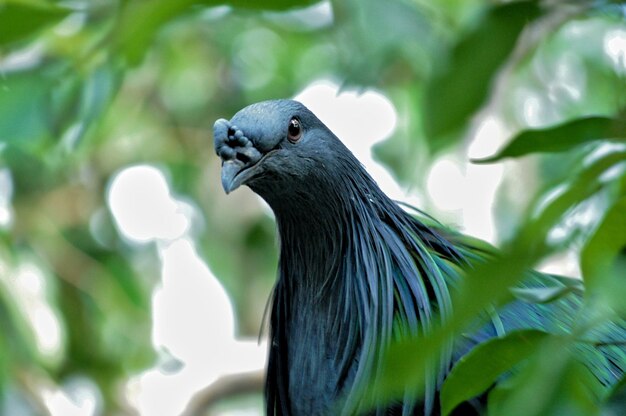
[213,100,625,415]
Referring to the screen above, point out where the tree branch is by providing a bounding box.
[180,369,265,416]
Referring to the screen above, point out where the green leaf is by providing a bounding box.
[475,117,626,163]
[488,341,604,416]
[510,285,578,304]
[423,1,541,141]
[116,0,322,65]
[581,196,626,285]
[370,143,615,408]
[0,1,70,47]
[580,195,626,315]
[61,227,150,308]
[603,373,626,413]
[227,0,322,8]
[0,69,54,145]
[0,267,41,367]
[441,330,548,416]
[332,0,434,86]
[69,64,123,149]
[0,335,6,408]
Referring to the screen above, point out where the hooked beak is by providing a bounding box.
[214,118,265,194]
[221,159,255,194]
[221,160,243,194]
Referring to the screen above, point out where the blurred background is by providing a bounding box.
[0,0,625,414]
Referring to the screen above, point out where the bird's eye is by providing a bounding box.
[287,118,302,143]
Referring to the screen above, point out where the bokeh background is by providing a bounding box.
[1,0,625,415]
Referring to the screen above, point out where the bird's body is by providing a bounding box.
[213,100,625,415]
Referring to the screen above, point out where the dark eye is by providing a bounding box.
[287,118,302,143]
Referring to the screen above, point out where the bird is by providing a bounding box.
[212,99,625,415]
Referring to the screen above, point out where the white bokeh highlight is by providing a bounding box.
[108,166,190,243]
[295,79,419,205]
[42,377,101,416]
[107,165,266,416]
[604,28,626,74]
[0,168,14,229]
[295,79,505,243]
[0,261,64,364]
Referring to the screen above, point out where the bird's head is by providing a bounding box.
[214,99,355,203]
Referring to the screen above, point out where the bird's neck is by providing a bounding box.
[271,167,387,291]
[268,171,383,412]
[264,165,462,413]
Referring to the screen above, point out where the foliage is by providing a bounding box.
[0,0,625,414]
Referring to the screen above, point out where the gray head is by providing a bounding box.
[213,99,353,200]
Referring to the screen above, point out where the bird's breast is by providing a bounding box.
[284,291,358,415]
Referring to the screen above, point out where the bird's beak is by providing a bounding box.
[214,118,264,194]
[221,159,247,194]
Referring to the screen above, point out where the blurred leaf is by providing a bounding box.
[0,70,54,145]
[0,0,70,48]
[371,141,616,407]
[227,0,322,8]
[333,0,434,86]
[116,0,322,65]
[57,63,125,152]
[76,65,123,140]
[511,285,579,304]
[475,117,626,163]
[0,61,122,193]
[167,161,201,196]
[580,195,626,317]
[441,329,548,416]
[0,336,5,408]
[488,340,604,416]
[0,145,55,195]
[101,253,148,308]
[0,271,40,368]
[423,1,541,142]
[581,196,626,287]
[61,226,150,309]
[371,248,537,409]
[603,373,626,414]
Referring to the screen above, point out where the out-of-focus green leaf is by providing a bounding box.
[0,337,5,408]
[370,144,616,407]
[0,271,41,368]
[603,373,626,414]
[116,0,322,65]
[441,329,548,416]
[580,193,626,317]
[581,197,626,289]
[475,117,626,163]
[423,1,541,142]
[0,62,121,190]
[488,340,604,416]
[0,146,49,195]
[61,227,150,308]
[0,1,70,47]
[333,0,434,86]
[0,70,54,144]
[64,64,124,150]
[370,248,537,409]
[511,285,579,304]
[228,0,322,8]
[100,254,148,308]
[78,65,122,129]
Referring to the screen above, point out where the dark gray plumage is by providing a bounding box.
[213,100,625,415]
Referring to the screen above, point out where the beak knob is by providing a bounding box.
[213,119,262,193]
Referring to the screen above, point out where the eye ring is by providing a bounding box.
[287,118,302,143]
